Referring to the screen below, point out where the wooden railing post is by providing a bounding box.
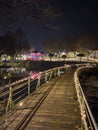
[28,76,30,95]
[57,68,60,77]
[45,72,48,83]
[36,77,40,90]
[49,71,53,80]
[6,81,13,112]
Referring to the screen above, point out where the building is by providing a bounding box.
[27,51,44,61]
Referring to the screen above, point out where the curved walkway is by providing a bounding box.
[25,69,83,130]
[1,69,83,130]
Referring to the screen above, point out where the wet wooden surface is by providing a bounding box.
[1,69,83,130]
[25,70,82,130]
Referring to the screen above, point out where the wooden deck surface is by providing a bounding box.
[1,69,83,130]
[25,70,82,130]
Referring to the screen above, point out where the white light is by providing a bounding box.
[19,102,23,106]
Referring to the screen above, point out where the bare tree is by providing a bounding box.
[0,0,60,31]
[75,34,98,56]
[42,38,65,53]
[49,53,54,61]
[0,29,30,60]
[1,31,16,58]
[14,28,30,55]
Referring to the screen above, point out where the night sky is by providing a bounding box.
[0,0,98,49]
[59,0,98,36]
[21,0,98,48]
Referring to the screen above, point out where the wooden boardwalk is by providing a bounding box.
[1,69,83,130]
[24,70,82,130]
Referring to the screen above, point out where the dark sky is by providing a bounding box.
[0,0,98,49]
[59,0,98,35]
[24,0,98,49]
